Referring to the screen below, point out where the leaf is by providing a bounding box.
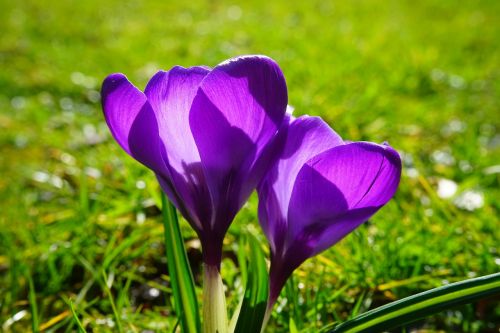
[228,238,248,332]
[161,193,201,333]
[101,270,124,333]
[325,272,500,333]
[289,318,299,333]
[234,235,269,333]
[285,274,301,328]
[349,290,366,319]
[68,299,86,333]
[27,272,39,333]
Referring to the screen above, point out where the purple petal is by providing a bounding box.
[189,55,288,227]
[101,73,166,174]
[144,67,212,230]
[145,66,210,172]
[266,141,401,305]
[287,141,402,255]
[258,116,343,253]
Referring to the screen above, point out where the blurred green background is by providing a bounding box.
[0,0,499,332]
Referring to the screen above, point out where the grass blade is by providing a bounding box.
[285,275,301,328]
[327,272,500,333]
[27,272,39,333]
[161,193,201,333]
[101,270,124,333]
[68,299,86,333]
[234,235,269,333]
[228,238,247,332]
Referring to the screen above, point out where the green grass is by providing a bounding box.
[0,0,499,332]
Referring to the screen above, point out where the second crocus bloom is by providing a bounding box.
[257,115,402,309]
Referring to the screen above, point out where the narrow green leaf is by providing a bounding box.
[237,237,248,288]
[349,290,366,319]
[171,318,181,333]
[101,270,124,333]
[285,275,301,328]
[326,272,500,333]
[289,318,299,333]
[68,299,86,333]
[229,238,248,332]
[234,235,269,333]
[161,193,201,333]
[27,272,39,333]
[102,231,143,270]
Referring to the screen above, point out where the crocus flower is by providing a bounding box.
[257,115,402,309]
[101,55,288,268]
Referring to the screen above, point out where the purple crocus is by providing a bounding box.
[101,55,288,268]
[257,115,402,309]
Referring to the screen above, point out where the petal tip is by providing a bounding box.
[102,73,128,88]
[216,55,285,80]
[380,143,402,169]
[220,54,274,65]
[101,73,135,102]
[169,65,211,75]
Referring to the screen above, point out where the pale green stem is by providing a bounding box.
[260,301,273,333]
[203,264,228,333]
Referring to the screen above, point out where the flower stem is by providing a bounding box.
[260,302,273,333]
[203,264,228,333]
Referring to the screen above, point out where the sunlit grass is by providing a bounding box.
[0,0,498,331]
